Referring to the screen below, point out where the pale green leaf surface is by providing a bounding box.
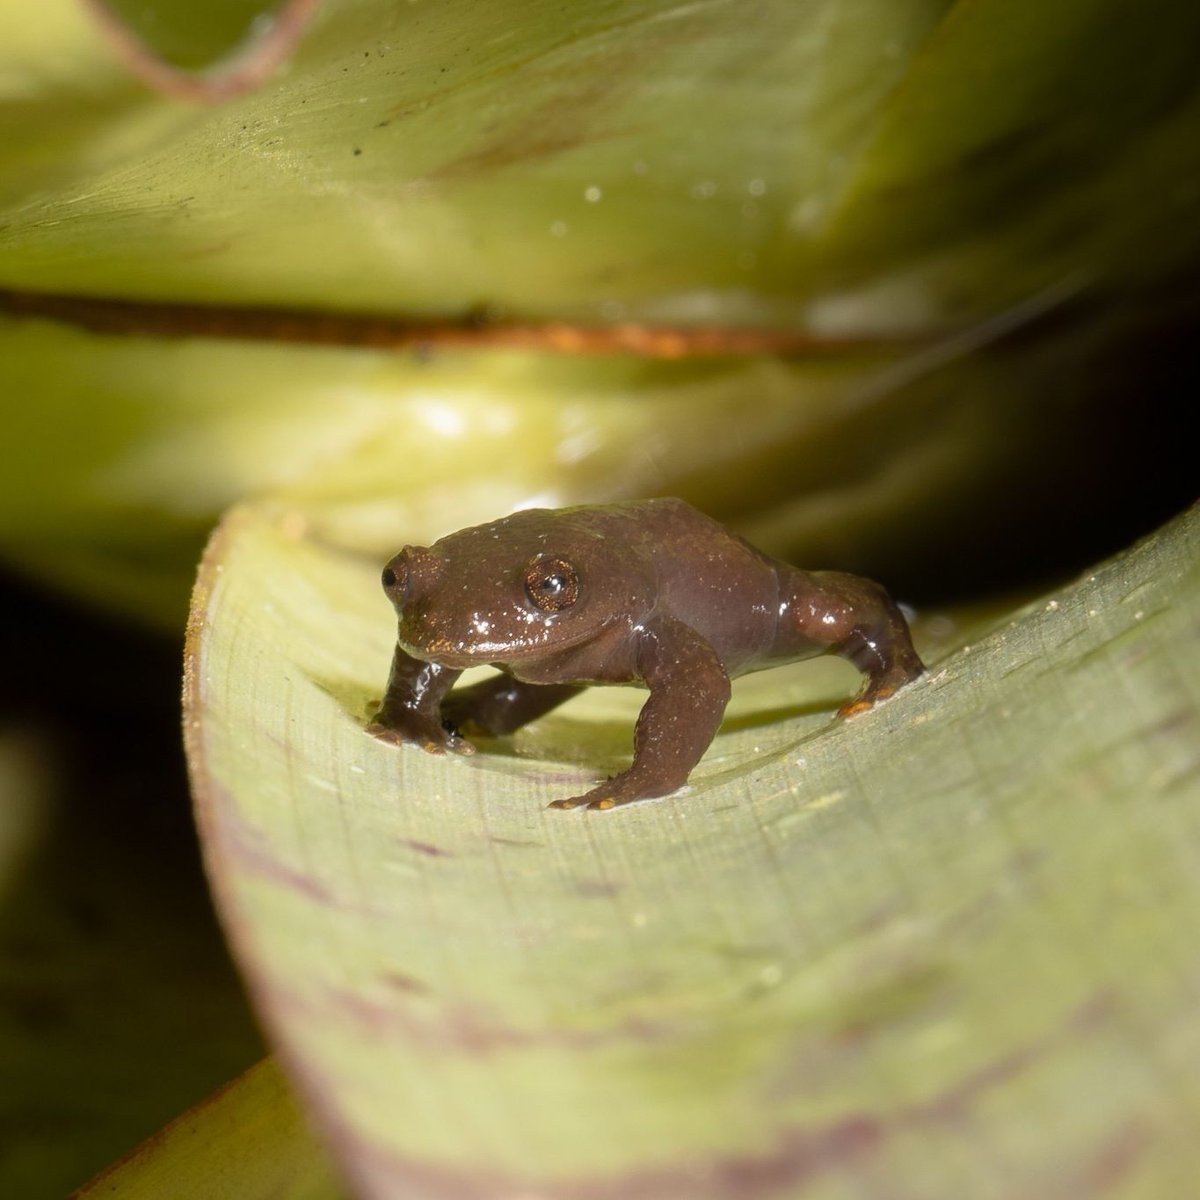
[813,0,1200,301]
[72,1057,345,1200]
[0,0,949,317]
[6,0,1197,322]
[2,277,1168,631]
[0,332,927,624]
[0,318,1046,626]
[4,0,1196,627]
[0,0,200,211]
[186,500,1200,1198]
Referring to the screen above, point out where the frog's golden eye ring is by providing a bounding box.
[523,554,579,613]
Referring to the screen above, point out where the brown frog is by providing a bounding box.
[367,498,923,810]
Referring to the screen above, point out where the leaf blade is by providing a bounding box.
[71,1057,346,1200]
[185,499,1200,1197]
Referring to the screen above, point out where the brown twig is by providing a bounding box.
[0,288,899,359]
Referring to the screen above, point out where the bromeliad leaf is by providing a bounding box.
[71,1057,345,1200]
[185,500,1200,1198]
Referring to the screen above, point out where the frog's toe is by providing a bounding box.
[838,682,905,719]
[367,715,474,756]
[547,793,621,811]
[365,721,404,745]
[425,725,475,755]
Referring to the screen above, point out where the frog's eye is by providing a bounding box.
[523,554,579,613]
[381,556,412,605]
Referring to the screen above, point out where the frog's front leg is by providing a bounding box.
[366,642,472,755]
[441,676,583,737]
[549,616,731,812]
[780,567,924,717]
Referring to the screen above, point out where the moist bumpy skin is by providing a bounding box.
[367,498,923,810]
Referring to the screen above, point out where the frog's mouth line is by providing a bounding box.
[397,611,630,671]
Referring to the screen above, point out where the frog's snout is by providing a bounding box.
[382,545,443,611]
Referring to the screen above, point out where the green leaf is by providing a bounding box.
[0,336,982,625]
[814,0,1200,301]
[91,0,304,73]
[185,499,1200,1195]
[5,0,1198,1185]
[72,1058,345,1200]
[4,0,1195,624]
[1,0,950,312]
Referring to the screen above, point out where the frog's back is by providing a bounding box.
[575,498,781,672]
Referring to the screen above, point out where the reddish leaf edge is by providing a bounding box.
[81,0,322,103]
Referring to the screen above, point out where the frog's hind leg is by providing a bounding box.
[776,567,924,718]
[441,675,583,737]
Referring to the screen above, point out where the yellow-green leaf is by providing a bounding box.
[4,0,1195,625]
[185,498,1200,1197]
[72,1057,345,1200]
